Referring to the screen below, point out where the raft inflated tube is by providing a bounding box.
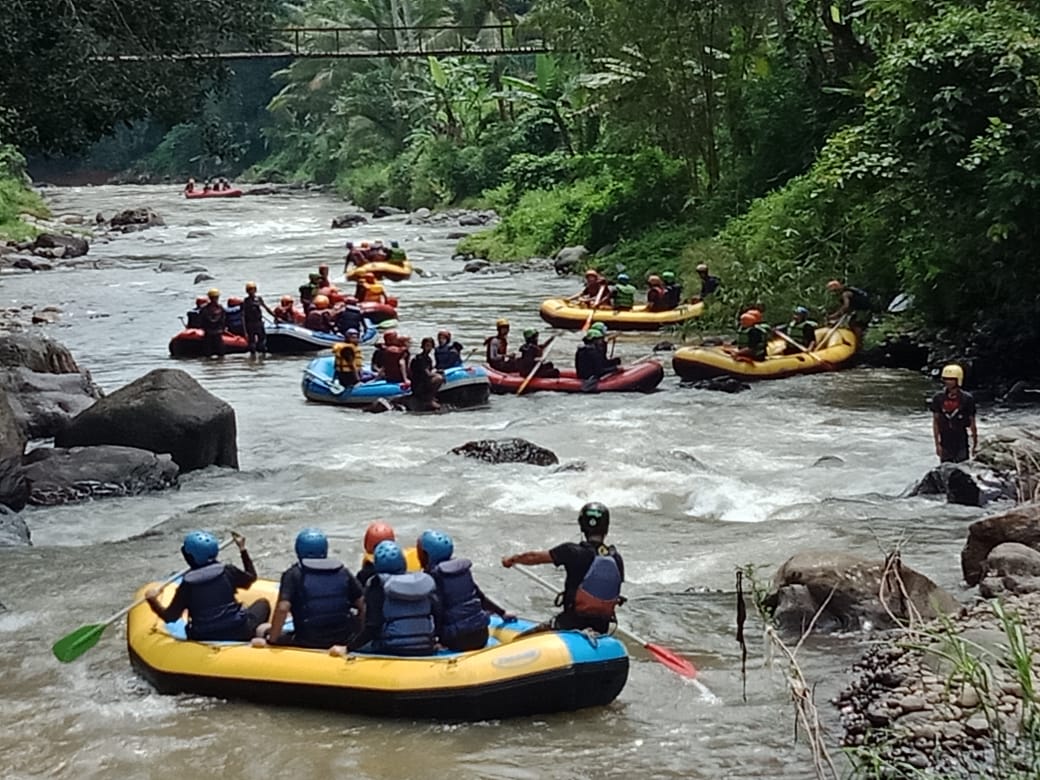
[346,260,413,282]
[539,298,704,331]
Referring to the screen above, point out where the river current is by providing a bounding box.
[0,186,1027,779]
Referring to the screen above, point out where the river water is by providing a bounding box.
[0,186,1026,779]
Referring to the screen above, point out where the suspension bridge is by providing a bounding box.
[104,24,553,62]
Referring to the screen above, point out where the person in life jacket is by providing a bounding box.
[645,274,667,311]
[334,296,366,336]
[691,263,721,303]
[253,529,365,650]
[355,272,387,304]
[575,330,620,384]
[826,279,871,330]
[186,295,208,329]
[346,541,438,656]
[199,288,227,358]
[610,273,637,310]
[272,295,296,324]
[145,531,271,641]
[242,282,273,355]
[409,336,444,411]
[344,241,368,271]
[223,297,245,337]
[780,306,818,353]
[331,329,365,388]
[502,502,624,634]
[316,264,332,290]
[734,310,771,361]
[356,521,421,586]
[485,318,517,372]
[184,177,196,193]
[304,295,334,333]
[388,240,407,265]
[568,269,609,306]
[434,329,464,370]
[516,328,559,378]
[930,363,978,463]
[369,240,390,262]
[418,529,513,651]
[660,271,683,309]
[381,334,410,384]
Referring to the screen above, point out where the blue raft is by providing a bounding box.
[301,355,491,410]
[264,321,377,354]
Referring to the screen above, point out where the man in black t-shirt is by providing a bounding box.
[409,337,444,411]
[929,363,978,463]
[502,502,624,634]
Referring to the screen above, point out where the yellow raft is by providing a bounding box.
[672,326,859,381]
[346,260,413,282]
[539,298,704,331]
[128,579,628,720]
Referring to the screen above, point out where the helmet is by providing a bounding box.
[181,530,219,568]
[647,274,662,286]
[280,295,293,306]
[346,241,354,248]
[364,273,376,283]
[739,312,757,328]
[227,296,243,307]
[523,327,538,339]
[661,271,676,283]
[578,502,610,535]
[309,273,321,282]
[391,241,400,248]
[585,330,604,340]
[295,528,328,560]
[696,263,709,273]
[418,529,454,566]
[616,273,630,283]
[496,318,509,327]
[361,241,370,249]
[364,521,396,554]
[314,295,330,310]
[318,264,329,273]
[245,281,257,292]
[748,309,763,324]
[584,269,599,278]
[590,322,607,333]
[346,328,360,337]
[438,329,451,339]
[194,296,208,307]
[345,296,358,305]
[794,306,809,316]
[382,330,398,346]
[207,288,220,299]
[941,364,964,386]
[826,280,843,292]
[373,540,406,574]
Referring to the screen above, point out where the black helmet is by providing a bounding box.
[578,502,610,535]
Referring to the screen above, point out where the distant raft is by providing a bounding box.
[672,326,859,381]
[346,260,413,282]
[539,298,704,331]
[301,355,491,410]
[184,188,243,199]
[128,578,628,721]
[485,361,665,394]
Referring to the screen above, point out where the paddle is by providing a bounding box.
[581,287,607,332]
[513,565,718,700]
[817,313,850,351]
[52,535,239,663]
[516,336,557,396]
[771,329,832,369]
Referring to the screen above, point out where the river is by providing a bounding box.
[0,185,1026,779]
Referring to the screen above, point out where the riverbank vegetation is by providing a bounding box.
[0,145,46,240]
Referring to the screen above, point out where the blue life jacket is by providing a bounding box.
[434,342,463,370]
[335,305,365,334]
[432,558,488,641]
[294,558,353,645]
[662,283,683,309]
[573,545,622,619]
[224,304,244,334]
[182,563,249,640]
[377,572,436,654]
[186,308,202,329]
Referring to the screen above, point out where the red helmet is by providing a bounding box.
[345,296,358,305]
[739,312,757,328]
[194,296,208,307]
[313,294,330,310]
[364,521,396,554]
[227,296,243,307]
[382,330,398,346]
[438,329,451,339]
[280,295,293,306]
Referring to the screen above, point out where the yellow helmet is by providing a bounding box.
[496,318,509,327]
[245,281,257,292]
[941,364,964,386]
[207,288,220,299]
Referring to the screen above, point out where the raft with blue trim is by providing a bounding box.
[539,298,704,331]
[264,322,377,353]
[127,579,628,720]
[301,355,491,410]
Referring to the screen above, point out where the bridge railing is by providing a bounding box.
[273,23,550,58]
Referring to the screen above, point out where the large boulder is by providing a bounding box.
[56,369,238,472]
[330,213,367,229]
[553,245,589,275]
[961,503,1040,586]
[978,542,1040,597]
[908,461,1015,506]
[32,233,89,258]
[450,438,559,466]
[22,445,178,506]
[109,208,164,232]
[0,388,24,461]
[973,426,1040,501]
[763,550,959,634]
[0,506,30,546]
[0,385,27,511]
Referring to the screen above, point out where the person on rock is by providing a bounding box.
[826,279,872,331]
[418,529,513,652]
[516,328,559,378]
[357,521,420,586]
[409,337,444,411]
[186,295,208,329]
[575,330,619,386]
[333,540,437,657]
[485,318,517,373]
[733,310,770,361]
[645,274,667,311]
[242,282,273,355]
[304,294,334,332]
[691,263,720,303]
[660,271,683,309]
[334,295,366,336]
[779,306,817,353]
[253,529,365,650]
[146,531,270,641]
[199,288,227,358]
[501,502,624,634]
[381,334,410,384]
[434,329,464,370]
[272,295,296,324]
[931,364,978,463]
[331,329,365,389]
[568,269,609,306]
[610,273,637,311]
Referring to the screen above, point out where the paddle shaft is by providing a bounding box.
[818,313,849,350]
[516,338,555,395]
[581,287,606,332]
[771,329,830,367]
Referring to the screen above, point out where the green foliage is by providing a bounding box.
[0,147,47,239]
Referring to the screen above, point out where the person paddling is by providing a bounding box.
[502,502,624,635]
[145,531,270,641]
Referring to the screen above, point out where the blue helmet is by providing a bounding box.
[295,528,328,560]
[794,306,809,316]
[617,273,630,283]
[181,530,219,568]
[418,530,454,566]
[373,540,406,574]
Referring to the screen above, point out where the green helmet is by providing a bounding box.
[585,330,604,340]
[590,322,607,334]
[523,327,538,339]
[661,271,676,283]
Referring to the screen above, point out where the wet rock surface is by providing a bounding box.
[22,445,179,506]
[0,507,30,546]
[450,438,559,466]
[962,502,1040,586]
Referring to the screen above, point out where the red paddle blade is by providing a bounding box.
[644,642,698,678]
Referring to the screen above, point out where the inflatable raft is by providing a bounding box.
[302,356,491,410]
[168,329,249,357]
[485,361,665,394]
[346,260,413,282]
[168,323,378,357]
[672,326,859,381]
[539,299,704,331]
[184,188,243,199]
[128,579,628,720]
[359,301,398,324]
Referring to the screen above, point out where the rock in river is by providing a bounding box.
[450,438,559,466]
[22,445,179,506]
[961,503,1040,586]
[56,368,238,473]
